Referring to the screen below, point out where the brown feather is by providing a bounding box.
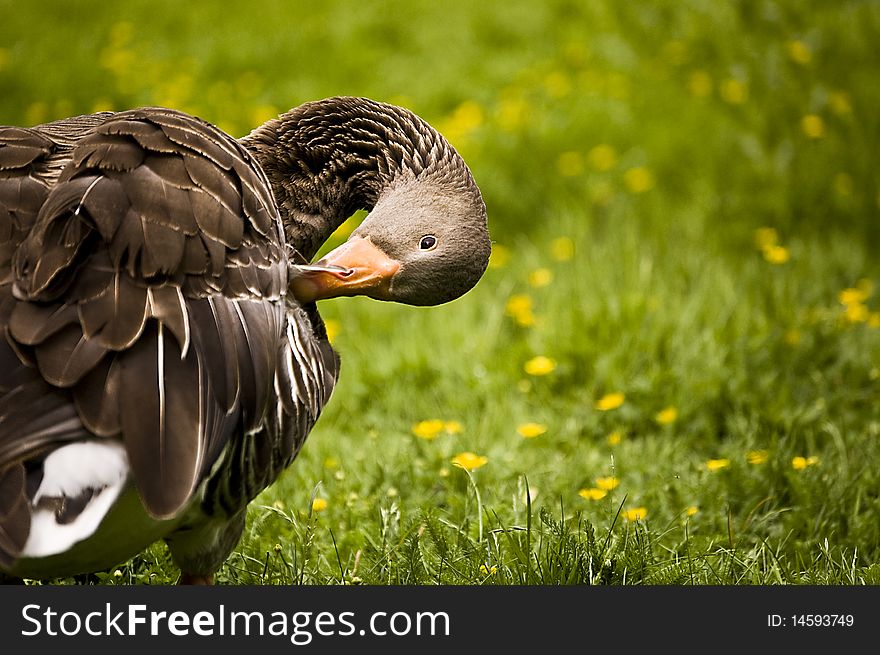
[119,321,201,519]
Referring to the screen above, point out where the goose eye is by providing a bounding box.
[419,235,437,250]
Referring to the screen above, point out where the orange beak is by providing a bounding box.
[290,236,400,303]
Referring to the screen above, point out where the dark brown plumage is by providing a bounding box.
[0,97,489,583]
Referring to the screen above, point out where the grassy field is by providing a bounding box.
[2,0,880,585]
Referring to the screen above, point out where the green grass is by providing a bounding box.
[2,0,880,585]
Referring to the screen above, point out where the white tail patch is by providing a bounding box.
[22,441,129,558]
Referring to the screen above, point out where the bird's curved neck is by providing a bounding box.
[240,98,459,262]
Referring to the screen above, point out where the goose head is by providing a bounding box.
[243,97,490,307]
[293,175,490,306]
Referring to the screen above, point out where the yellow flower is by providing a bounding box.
[517,422,548,438]
[706,458,730,471]
[785,40,812,65]
[688,70,713,98]
[801,114,825,139]
[606,430,624,446]
[623,507,648,521]
[479,564,498,575]
[551,236,575,261]
[747,449,769,465]
[323,318,341,344]
[587,144,618,171]
[686,506,699,517]
[784,329,801,346]
[451,451,488,471]
[843,303,869,323]
[528,268,554,288]
[444,421,463,434]
[595,392,625,411]
[655,406,678,425]
[762,245,790,264]
[754,227,779,249]
[412,419,446,440]
[578,487,607,501]
[595,476,619,491]
[792,455,819,470]
[557,151,585,177]
[524,356,556,376]
[311,498,328,512]
[488,244,511,269]
[720,79,748,105]
[624,167,655,193]
[506,294,533,315]
[839,287,870,306]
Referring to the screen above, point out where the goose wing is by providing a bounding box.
[1,108,287,532]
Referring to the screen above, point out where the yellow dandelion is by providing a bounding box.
[785,40,812,65]
[412,419,446,440]
[587,144,618,172]
[452,100,484,132]
[843,303,869,323]
[479,564,498,575]
[706,458,730,471]
[595,476,619,491]
[829,91,852,116]
[445,421,463,434]
[754,227,779,249]
[451,451,488,471]
[839,287,870,306]
[524,356,556,376]
[792,455,819,470]
[606,430,624,446]
[623,507,648,521]
[688,70,713,98]
[784,329,801,346]
[746,450,769,465]
[488,244,511,269]
[323,318,341,344]
[801,114,825,139]
[578,487,607,501]
[624,166,655,194]
[686,506,699,517]
[528,268,554,288]
[506,294,533,316]
[517,422,548,438]
[655,406,678,425]
[762,245,790,264]
[595,392,625,411]
[557,151,585,177]
[720,78,748,105]
[551,236,575,261]
[514,310,537,327]
[311,498,328,512]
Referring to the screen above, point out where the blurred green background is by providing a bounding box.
[3,1,880,584]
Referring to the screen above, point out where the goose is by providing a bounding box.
[0,97,490,584]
